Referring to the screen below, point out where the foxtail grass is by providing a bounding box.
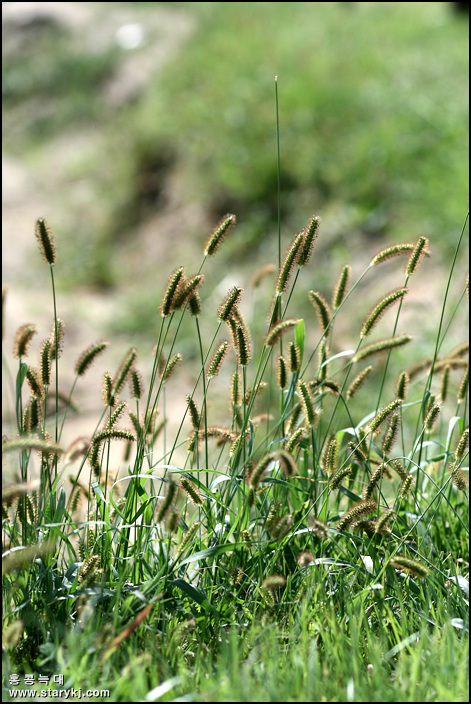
[2,113,468,704]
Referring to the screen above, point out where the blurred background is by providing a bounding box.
[2,1,469,448]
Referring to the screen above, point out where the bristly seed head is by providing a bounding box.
[40,339,52,387]
[275,449,297,478]
[180,477,204,505]
[110,347,138,403]
[262,574,286,591]
[186,394,201,430]
[277,355,288,389]
[368,398,402,434]
[231,369,241,407]
[454,426,469,463]
[329,464,352,491]
[424,401,441,432]
[324,435,339,475]
[249,453,276,490]
[288,341,301,373]
[173,274,204,311]
[337,499,377,531]
[297,379,317,427]
[160,266,185,317]
[370,241,430,267]
[399,474,414,498]
[129,369,144,400]
[360,288,408,338]
[250,263,276,288]
[92,427,135,445]
[236,325,251,366]
[362,463,385,500]
[457,365,469,404]
[26,367,44,400]
[298,215,321,267]
[49,318,65,361]
[156,474,178,523]
[346,365,373,399]
[161,352,183,383]
[204,214,237,256]
[102,372,113,407]
[265,318,300,347]
[106,401,127,429]
[35,218,57,265]
[75,341,108,377]
[188,291,202,317]
[207,340,230,378]
[275,231,304,294]
[308,291,331,334]
[405,236,429,277]
[449,462,469,492]
[218,287,243,322]
[284,426,305,453]
[332,264,351,309]
[382,413,400,454]
[374,509,396,535]
[389,554,429,578]
[354,335,412,363]
[13,324,37,359]
[395,370,410,401]
[439,364,450,403]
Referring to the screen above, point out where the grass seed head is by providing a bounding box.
[161,352,183,383]
[218,286,243,322]
[360,288,408,338]
[298,215,321,267]
[35,218,57,265]
[160,266,185,317]
[347,365,373,399]
[457,365,469,404]
[13,324,37,359]
[399,474,415,498]
[368,399,402,434]
[395,370,410,401]
[276,355,288,390]
[373,508,396,535]
[265,318,300,347]
[207,340,230,378]
[275,231,304,294]
[156,474,178,523]
[75,341,108,377]
[332,264,351,309]
[389,554,429,578]
[173,274,204,311]
[204,213,236,256]
[180,477,204,505]
[337,499,377,531]
[354,335,412,363]
[424,402,441,433]
[188,291,202,317]
[454,427,469,463]
[49,318,65,361]
[297,379,317,427]
[110,347,138,403]
[362,463,385,501]
[370,242,416,267]
[236,324,252,366]
[329,464,352,491]
[405,236,429,277]
[308,290,331,333]
[186,394,201,430]
[40,339,52,387]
